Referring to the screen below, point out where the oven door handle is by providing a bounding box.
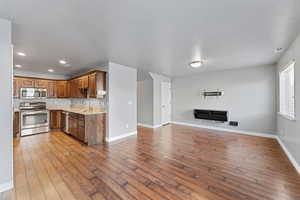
[21,111,49,115]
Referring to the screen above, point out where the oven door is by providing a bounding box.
[21,111,49,129]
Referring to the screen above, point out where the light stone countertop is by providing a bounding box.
[14,107,106,115]
[47,107,106,115]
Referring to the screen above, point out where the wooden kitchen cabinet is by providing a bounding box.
[69,78,86,98]
[20,78,35,88]
[69,113,78,138]
[13,70,106,99]
[50,110,62,129]
[13,111,20,137]
[56,81,68,98]
[35,79,48,88]
[88,71,106,98]
[68,112,105,145]
[78,75,89,89]
[13,78,22,98]
[47,80,57,98]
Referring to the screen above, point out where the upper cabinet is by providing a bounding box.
[89,71,106,98]
[13,78,22,98]
[20,78,35,88]
[78,75,89,89]
[13,70,106,99]
[35,79,48,88]
[47,80,57,98]
[56,81,68,98]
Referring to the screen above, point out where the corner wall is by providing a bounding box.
[107,62,137,141]
[137,79,153,125]
[0,19,13,192]
[277,33,300,166]
[172,65,277,135]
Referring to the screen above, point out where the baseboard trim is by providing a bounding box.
[137,123,162,129]
[0,181,13,193]
[276,136,300,174]
[171,121,276,139]
[106,131,137,143]
[137,123,154,128]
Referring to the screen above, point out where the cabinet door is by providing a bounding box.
[78,76,89,89]
[35,79,48,88]
[66,81,70,98]
[21,78,35,88]
[13,78,21,98]
[50,110,61,129]
[56,81,67,98]
[97,71,106,98]
[77,126,86,142]
[74,78,85,98]
[69,116,78,137]
[69,79,77,98]
[13,112,20,137]
[88,73,97,98]
[47,81,57,98]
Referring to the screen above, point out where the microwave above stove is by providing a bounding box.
[20,88,47,99]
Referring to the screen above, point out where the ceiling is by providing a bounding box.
[1,0,300,77]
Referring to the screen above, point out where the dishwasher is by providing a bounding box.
[61,111,70,134]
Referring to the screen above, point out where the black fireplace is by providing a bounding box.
[194,109,228,122]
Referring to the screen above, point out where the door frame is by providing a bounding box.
[161,81,171,125]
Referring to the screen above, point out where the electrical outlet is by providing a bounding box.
[126,124,129,128]
[229,121,238,126]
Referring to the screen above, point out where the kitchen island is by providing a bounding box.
[48,107,106,145]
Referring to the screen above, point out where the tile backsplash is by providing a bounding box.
[71,98,106,108]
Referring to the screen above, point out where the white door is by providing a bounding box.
[161,82,171,125]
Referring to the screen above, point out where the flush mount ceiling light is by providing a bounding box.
[17,52,26,56]
[48,69,54,72]
[275,48,283,52]
[189,60,204,68]
[59,60,67,65]
[15,64,22,68]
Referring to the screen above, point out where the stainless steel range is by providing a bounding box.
[20,102,49,136]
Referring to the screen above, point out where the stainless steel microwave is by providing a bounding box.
[20,88,47,99]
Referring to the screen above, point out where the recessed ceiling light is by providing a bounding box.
[15,64,22,68]
[48,69,54,72]
[17,52,26,56]
[59,60,67,65]
[189,60,203,68]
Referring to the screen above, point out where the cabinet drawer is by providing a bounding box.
[78,119,85,127]
[69,113,79,119]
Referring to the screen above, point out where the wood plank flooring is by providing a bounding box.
[2,124,300,200]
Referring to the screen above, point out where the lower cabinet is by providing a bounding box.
[69,113,87,143]
[13,112,20,137]
[50,110,62,129]
[68,112,105,145]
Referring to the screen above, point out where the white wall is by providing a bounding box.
[172,65,276,134]
[137,80,153,125]
[107,62,137,141]
[277,33,300,165]
[0,19,13,192]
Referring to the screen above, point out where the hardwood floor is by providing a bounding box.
[3,124,300,200]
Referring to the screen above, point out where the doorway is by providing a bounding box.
[161,82,171,125]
